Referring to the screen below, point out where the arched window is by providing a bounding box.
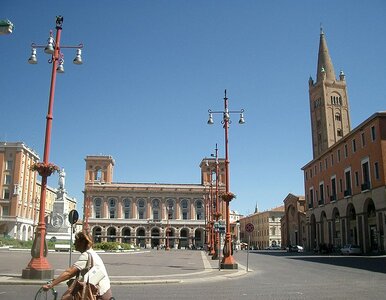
[109,198,116,219]
[167,199,174,219]
[94,198,101,219]
[138,199,146,219]
[195,200,203,220]
[181,199,189,220]
[152,199,160,220]
[123,198,131,219]
[335,113,341,121]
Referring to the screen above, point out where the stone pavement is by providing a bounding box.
[0,248,248,286]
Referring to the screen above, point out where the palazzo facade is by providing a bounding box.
[0,142,76,241]
[83,155,226,249]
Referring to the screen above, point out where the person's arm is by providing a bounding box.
[42,266,79,290]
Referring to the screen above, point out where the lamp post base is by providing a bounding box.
[22,267,54,279]
[21,257,54,279]
[220,255,238,269]
[211,246,219,260]
[220,262,238,269]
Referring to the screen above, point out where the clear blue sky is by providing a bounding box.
[2,1,385,216]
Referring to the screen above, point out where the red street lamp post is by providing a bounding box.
[205,186,211,252]
[22,16,83,279]
[207,90,244,269]
[205,144,219,257]
[211,144,221,260]
[165,206,173,250]
[208,171,215,256]
[84,196,91,234]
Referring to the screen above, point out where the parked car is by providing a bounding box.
[287,245,304,253]
[266,245,281,250]
[340,244,361,255]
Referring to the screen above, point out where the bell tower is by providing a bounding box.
[200,158,226,187]
[84,155,115,184]
[308,29,351,158]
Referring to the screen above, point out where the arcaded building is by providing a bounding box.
[83,155,226,249]
[302,30,386,253]
[0,142,76,240]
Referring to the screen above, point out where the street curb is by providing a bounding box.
[0,268,248,286]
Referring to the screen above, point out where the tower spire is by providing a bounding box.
[316,29,336,82]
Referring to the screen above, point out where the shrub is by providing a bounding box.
[93,242,135,251]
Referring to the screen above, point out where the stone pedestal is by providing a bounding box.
[46,188,72,243]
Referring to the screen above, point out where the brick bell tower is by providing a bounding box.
[84,155,115,184]
[308,28,351,158]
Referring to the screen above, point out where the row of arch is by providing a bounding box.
[3,223,35,241]
[92,197,205,220]
[91,225,205,248]
[307,198,384,253]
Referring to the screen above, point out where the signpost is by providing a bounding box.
[245,223,254,272]
[68,209,79,266]
[214,220,226,270]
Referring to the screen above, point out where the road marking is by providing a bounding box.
[201,251,212,269]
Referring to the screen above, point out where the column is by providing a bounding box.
[341,217,347,245]
[132,199,137,219]
[146,198,151,220]
[117,198,122,219]
[176,199,180,220]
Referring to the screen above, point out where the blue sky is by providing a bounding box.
[2,1,385,216]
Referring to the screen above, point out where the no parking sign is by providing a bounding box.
[245,223,254,233]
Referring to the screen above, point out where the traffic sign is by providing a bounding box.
[68,209,79,225]
[245,223,254,233]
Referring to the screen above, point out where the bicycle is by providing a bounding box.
[34,281,116,300]
[34,286,58,300]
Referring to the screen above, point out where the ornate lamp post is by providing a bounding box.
[207,90,244,269]
[83,196,91,234]
[165,206,174,250]
[22,16,83,279]
[205,145,220,257]
[207,170,215,256]
[205,184,211,252]
[211,144,221,260]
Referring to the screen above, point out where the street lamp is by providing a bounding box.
[22,16,83,279]
[209,144,221,260]
[207,90,244,269]
[165,206,174,250]
[83,196,92,235]
[207,167,215,256]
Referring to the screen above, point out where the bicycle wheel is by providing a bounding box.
[34,287,58,300]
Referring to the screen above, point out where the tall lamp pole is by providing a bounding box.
[22,16,83,279]
[211,144,221,260]
[165,206,173,250]
[84,196,91,234]
[208,170,215,256]
[207,90,244,269]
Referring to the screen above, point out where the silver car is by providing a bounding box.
[340,244,361,255]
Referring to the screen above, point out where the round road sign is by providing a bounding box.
[245,223,254,233]
[68,209,79,225]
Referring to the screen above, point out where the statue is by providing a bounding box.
[59,168,66,190]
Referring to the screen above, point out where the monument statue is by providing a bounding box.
[59,168,66,190]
